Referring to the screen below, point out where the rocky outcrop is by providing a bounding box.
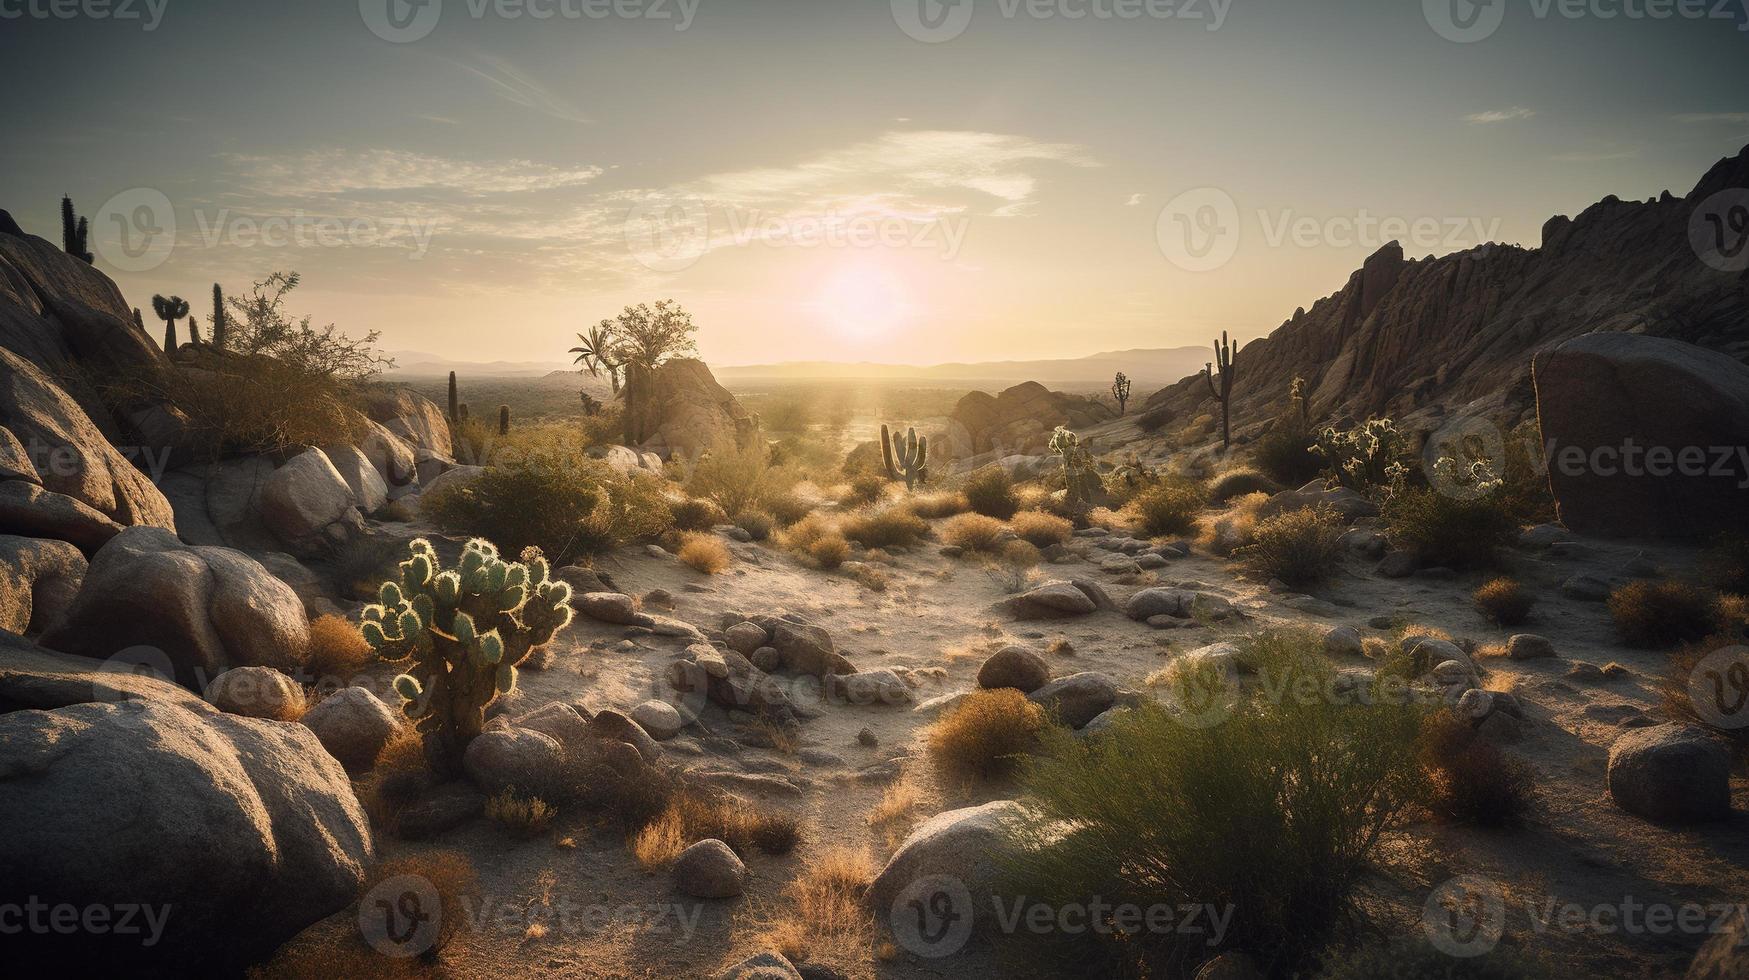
[949,381,1114,457]
[359,385,452,461]
[0,229,162,383]
[1142,145,1749,441]
[41,526,310,687]
[623,357,760,459]
[1534,332,1749,538]
[0,648,373,976]
[0,534,85,635]
[258,447,362,555]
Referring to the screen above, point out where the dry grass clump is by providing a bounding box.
[765,489,816,527]
[942,512,1008,552]
[781,512,851,569]
[1126,477,1206,537]
[1010,510,1072,547]
[1234,505,1346,588]
[684,445,772,516]
[1001,540,1043,568]
[1473,577,1535,626]
[867,779,925,846]
[1197,491,1270,557]
[486,790,556,836]
[840,473,888,507]
[963,465,1020,519]
[1207,467,1279,503]
[1663,630,1749,761]
[630,790,800,869]
[677,532,733,573]
[927,688,1047,779]
[1418,709,1535,826]
[762,848,879,971]
[733,510,775,541]
[839,505,929,549]
[305,613,373,682]
[1608,580,1723,648]
[357,726,431,833]
[908,490,969,519]
[669,496,728,532]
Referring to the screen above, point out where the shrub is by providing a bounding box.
[1135,405,1173,433]
[908,490,969,519]
[927,688,1046,779]
[942,512,1007,552]
[839,505,929,549]
[1002,539,1043,568]
[1320,939,1550,980]
[1197,491,1270,557]
[1609,581,1722,647]
[422,457,639,563]
[1008,631,1428,977]
[1009,510,1072,547]
[1252,424,1322,489]
[765,489,816,527]
[1473,577,1534,626]
[1235,505,1345,587]
[842,473,887,507]
[485,790,556,836]
[1313,417,1408,494]
[1208,467,1281,503]
[1126,476,1206,537]
[358,726,432,832]
[677,532,732,573]
[1663,632,1749,761]
[781,513,849,570]
[1381,485,1518,570]
[685,445,771,516]
[362,850,477,957]
[628,788,799,867]
[669,496,727,532]
[764,848,878,971]
[1418,709,1535,826]
[963,466,1020,519]
[733,510,774,541]
[305,614,372,684]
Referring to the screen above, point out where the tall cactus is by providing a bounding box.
[881,424,927,490]
[61,195,93,263]
[211,283,228,350]
[498,405,511,436]
[1202,331,1236,449]
[151,294,189,353]
[447,371,459,423]
[1112,371,1131,416]
[365,538,574,766]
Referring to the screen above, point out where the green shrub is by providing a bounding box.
[765,490,815,527]
[1608,581,1722,648]
[1135,405,1173,433]
[839,505,929,549]
[1235,505,1345,587]
[1126,476,1205,537]
[1381,485,1518,569]
[423,462,605,563]
[963,466,1020,519]
[1207,467,1280,503]
[1251,382,1322,488]
[1419,709,1535,826]
[1009,630,1428,977]
[1313,417,1408,494]
[685,446,772,516]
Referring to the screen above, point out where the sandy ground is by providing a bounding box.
[293,494,1749,980]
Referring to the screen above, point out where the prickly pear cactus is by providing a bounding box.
[363,537,573,764]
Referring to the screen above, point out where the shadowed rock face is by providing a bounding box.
[1142,145,1749,438]
[623,357,760,459]
[1534,332,1749,539]
[949,381,1114,457]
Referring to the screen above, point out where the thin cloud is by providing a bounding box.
[230,149,603,197]
[442,50,591,125]
[1673,112,1749,125]
[1465,106,1537,124]
[1125,192,1144,206]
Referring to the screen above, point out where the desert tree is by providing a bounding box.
[151,294,189,352]
[590,300,699,445]
[569,322,624,394]
[1112,371,1131,415]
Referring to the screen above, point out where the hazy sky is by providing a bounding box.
[3,0,1746,366]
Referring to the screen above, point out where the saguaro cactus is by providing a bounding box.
[211,283,228,350]
[1112,372,1131,416]
[151,294,189,352]
[61,195,93,263]
[881,424,928,490]
[498,404,510,436]
[365,538,574,767]
[1202,331,1236,449]
[447,371,459,423]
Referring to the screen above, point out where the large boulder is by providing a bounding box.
[0,229,162,381]
[1606,723,1731,823]
[258,447,360,555]
[1028,671,1120,729]
[949,381,1114,457]
[1534,333,1749,538]
[0,534,85,634]
[623,357,760,458]
[868,801,1027,947]
[359,385,452,462]
[357,420,419,487]
[0,682,373,975]
[462,726,566,798]
[977,645,1051,693]
[321,444,389,514]
[157,456,280,551]
[40,526,310,687]
[1688,905,1749,979]
[300,686,401,773]
[0,346,176,544]
[204,665,306,721]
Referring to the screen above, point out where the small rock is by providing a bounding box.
[938,545,965,558]
[1561,574,1611,602]
[631,700,687,740]
[645,544,671,559]
[1375,551,1417,578]
[1322,625,1364,658]
[724,621,770,655]
[673,839,747,898]
[1566,661,1605,682]
[1028,672,1119,729]
[397,787,485,840]
[300,686,400,773]
[856,727,879,747]
[1506,633,1557,660]
[717,953,802,980]
[205,666,305,720]
[643,588,675,608]
[977,645,1051,694]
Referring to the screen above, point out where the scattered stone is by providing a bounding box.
[1606,724,1730,823]
[829,669,914,706]
[724,621,770,655]
[575,591,642,625]
[589,708,662,763]
[1506,633,1557,660]
[463,727,566,798]
[205,666,305,720]
[977,645,1052,694]
[1566,662,1605,682]
[1028,671,1119,729]
[397,786,485,840]
[868,801,1026,945]
[631,700,687,740]
[673,839,747,898]
[1517,524,1571,549]
[643,588,675,608]
[1322,625,1364,658]
[1375,551,1417,578]
[1561,574,1611,602]
[856,727,879,747]
[938,545,964,558]
[1008,580,1099,618]
[717,953,802,980]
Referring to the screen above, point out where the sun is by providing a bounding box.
[812,261,913,343]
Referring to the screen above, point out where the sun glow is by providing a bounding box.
[811,261,913,344]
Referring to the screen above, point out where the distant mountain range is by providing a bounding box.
[384,346,1214,391]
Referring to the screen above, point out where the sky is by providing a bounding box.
[2,0,1746,368]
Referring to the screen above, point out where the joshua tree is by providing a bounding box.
[498,405,511,436]
[151,294,189,353]
[881,424,928,490]
[210,283,228,350]
[60,195,92,264]
[1112,372,1132,416]
[447,371,459,423]
[569,323,623,394]
[366,538,574,769]
[1202,331,1236,449]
